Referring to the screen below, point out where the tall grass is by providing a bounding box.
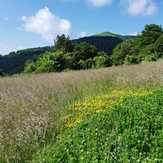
[0,60,163,162]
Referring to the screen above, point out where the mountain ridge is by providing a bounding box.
[0,31,136,75]
[93,31,136,40]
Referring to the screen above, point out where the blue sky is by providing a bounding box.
[0,0,163,55]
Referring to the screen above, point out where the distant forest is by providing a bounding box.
[0,35,126,75]
[0,46,52,75]
[0,23,163,76]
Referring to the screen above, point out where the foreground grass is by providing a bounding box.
[32,89,163,162]
[0,60,163,162]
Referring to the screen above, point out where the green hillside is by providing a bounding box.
[0,33,129,75]
[0,60,163,162]
[74,36,123,55]
[93,31,136,40]
[0,46,52,75]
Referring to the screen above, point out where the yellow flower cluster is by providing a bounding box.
[62,89,153,129]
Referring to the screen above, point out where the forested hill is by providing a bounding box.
[0,32,135,75]
[0,46,52,75]
[74,32,136,56]
[93,31,136,40]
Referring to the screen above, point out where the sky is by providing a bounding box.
[0,0,163,55]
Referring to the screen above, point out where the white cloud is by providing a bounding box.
[17,45,26,51]
[0,44,11,55]
[127,32,138,36]
[0,44,26,55]
[120,0,157,16]
[87,0,113,7]
[78,31,87,37]
[21,7,71,43]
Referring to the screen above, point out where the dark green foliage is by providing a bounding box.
[154,34,163,58]
[124,55,139,65]
[70,42,98,70]
[138,44,157,62]
[94,51,110,68]
[0,33,133,75]
[3,23,163,74]
[74,36,123,56]
[133,24,163,56]
[24,41,110,73]
[111,23,163,66]
[0,68,6,76]
[54,34,75,53]
[135,24,163,62]
[137,24,163,48]
[0,46,52,75]
[111,39,135,65]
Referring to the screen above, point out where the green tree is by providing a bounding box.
[35,52,66,73]
[54,34,75,53]
[71,42,98,69]
[85,58,95,69]
[124,55,139,65]
[134,24,163,55]
[24,52,66,73]
[24,60,36,73]
[138,44,157,62]
[110,39,135,66]
[154,33,163,58]
[93,51,110,68]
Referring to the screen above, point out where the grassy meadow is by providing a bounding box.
[0,60,163,162]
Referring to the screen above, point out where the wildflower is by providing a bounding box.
[62,89,153,129]
[95,110,103,113]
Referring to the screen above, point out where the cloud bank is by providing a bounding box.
[120,0,157,16]
[0,44,25,55]
[78,31,87,37]
[21,7,71,43]
[67,0,157,16]
[0,44,10,55]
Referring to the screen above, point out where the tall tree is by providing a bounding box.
[154,34,163,58]
[110,39,135,65]
[134,24,163,52]
[54,34,75,53]
[71,42,98,69]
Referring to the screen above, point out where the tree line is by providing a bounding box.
[111,24,163,65]
[1,23,163,76]
[23,35,110,73]
[0,46,52,75]
[24,23,163,74]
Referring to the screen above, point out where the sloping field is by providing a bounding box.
[0,60,163,162]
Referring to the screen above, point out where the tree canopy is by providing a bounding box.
[1,23,163,75]
[110,23,163,65]
[54,34,75,53]
[24,36,110,73]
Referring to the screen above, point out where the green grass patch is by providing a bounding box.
[0,60,163,162]
[32,89,163,162]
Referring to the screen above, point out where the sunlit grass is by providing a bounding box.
[0,59,163,162]
[32,88,163,162]
[62,89,154,130]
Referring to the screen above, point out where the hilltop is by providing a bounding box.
[74,32,136,55]
[93,31,136,40]
[0,32,134,75]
